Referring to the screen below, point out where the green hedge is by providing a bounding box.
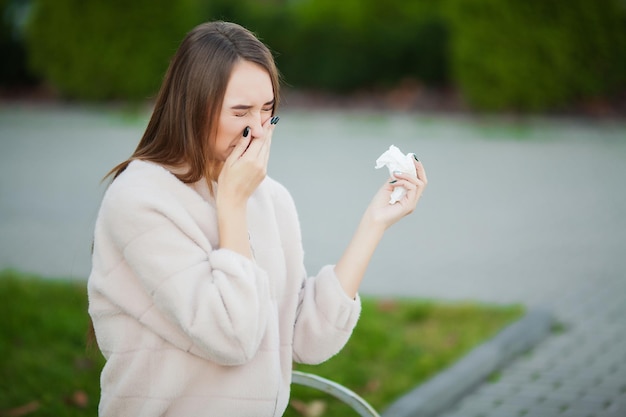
[200,0,449,91]
[20,0,626,110]
[445,0,626,111]
[0,0,37,87]
[25,0,203,100]
[22,0,449,99]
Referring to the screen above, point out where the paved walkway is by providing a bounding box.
[436,276,626,417]
[1,103,625,416]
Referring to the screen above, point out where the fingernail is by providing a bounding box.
[413,154,419,161]
[271,116,280,125]
[389,180,398,184]
[243,126,250,137]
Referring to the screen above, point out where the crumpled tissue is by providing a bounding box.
[375,145,417,204]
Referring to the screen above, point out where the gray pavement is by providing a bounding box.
[1,103,625,416]
[437,273,626,417]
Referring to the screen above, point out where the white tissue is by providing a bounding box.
[375,145,417,204]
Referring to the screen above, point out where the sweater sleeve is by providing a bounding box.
[269,180,361,364]
[93,179,271,366]
[292,266,361,364]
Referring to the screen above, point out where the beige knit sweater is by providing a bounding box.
[88,160,361,417]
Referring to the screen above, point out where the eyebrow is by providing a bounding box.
[229,98,275,110]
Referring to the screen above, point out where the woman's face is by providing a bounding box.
[214,60,275,161]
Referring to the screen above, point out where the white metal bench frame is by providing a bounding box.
[291,371,381,417]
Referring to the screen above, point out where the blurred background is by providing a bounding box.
[1,0,625,114]
[2,1,626,416]
[1,0,625,301]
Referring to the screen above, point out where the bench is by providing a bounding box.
[292,371,380,417]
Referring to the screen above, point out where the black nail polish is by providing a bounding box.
[389,180,398,184]
[243,126,250,137]
[413,154,419,161]
[271,116,280,125]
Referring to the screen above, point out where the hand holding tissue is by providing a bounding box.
[375,145,417,204]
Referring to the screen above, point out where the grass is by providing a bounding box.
[0,270,523,417]
[287,298,522,416]
[0,271,103,417]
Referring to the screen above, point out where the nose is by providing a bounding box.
[249,114,271,139]
[249,125,263,139]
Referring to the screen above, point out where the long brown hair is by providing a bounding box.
[88,21,280,352]
[106,21,280,189]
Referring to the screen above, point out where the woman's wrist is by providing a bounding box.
[362,206,392,234]
[356,214,386,250]
[216,201,252,258]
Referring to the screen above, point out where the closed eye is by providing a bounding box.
[233,109,272,117]
[230,98,274,116]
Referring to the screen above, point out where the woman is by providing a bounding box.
[88,21,427,417]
